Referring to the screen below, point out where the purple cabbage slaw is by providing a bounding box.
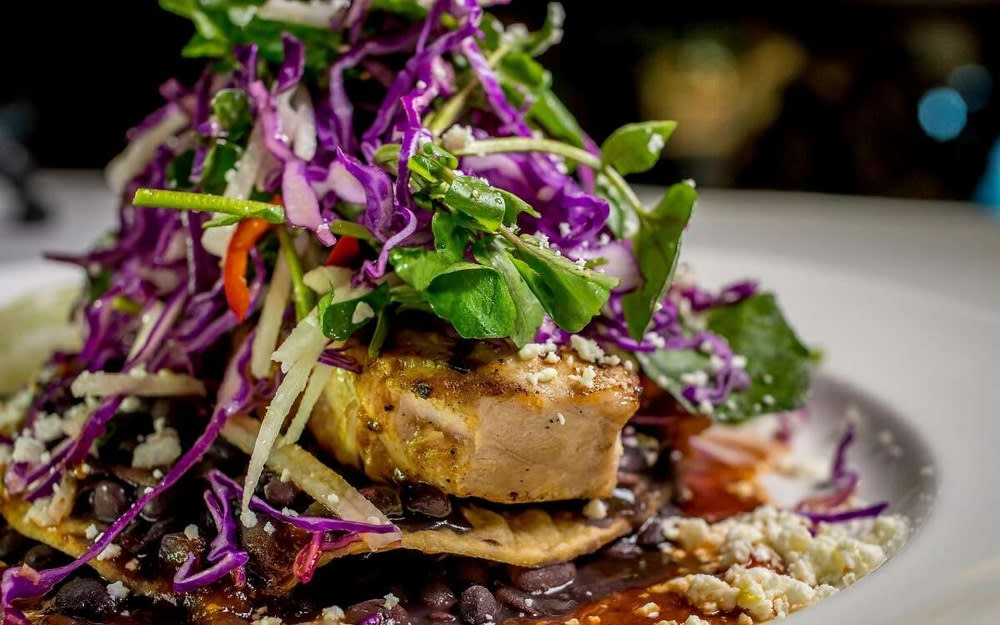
[795,424,890,524]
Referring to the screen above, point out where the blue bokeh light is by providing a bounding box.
[917,87,967,141]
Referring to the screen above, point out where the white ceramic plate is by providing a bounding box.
[0,249,998,624]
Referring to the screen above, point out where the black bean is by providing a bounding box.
[421,578,457,611]
[636,518,665,547]
[24,544,59,569]
[90,480,129,523]
[510,562,576,594]
[458,586,498,625]
[51,578,116,618]
[263,476,297,507]
[429,612,458,623]
[0,527,26,560]
[404,484,452,519]
[140,489,174,522]
[158,533,200,569]
[453,560,489,586]
[604,538,642,559]
[360,486,403,518]
[344,598,410,625]
[494,586,541,616]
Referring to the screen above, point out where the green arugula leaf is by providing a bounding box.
[474,238,544,348]
[317,283,390,341]
[432,212,470,262]
[211,88,253,141]
[369,0,427,19]
[497,189,541,225]
[443,175,506,232]
[504,233,618,332]
[425,264,517,339]
[600,121,677,176]
[529,89,586,148]
[637,294,810,423]
[622,182,696,340]
[499,52,550,91]
[389,248,453,291]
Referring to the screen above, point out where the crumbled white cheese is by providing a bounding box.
[131,427,182,469]
[683,617,709,625]
[543,351,561,364]
[321,606,345,623]
[732,355,748,369]
[125,559,139,571]
[527,368,558,386]
[282,507,300,518]
[97,543,122,561]
[12,437,45,464]
[263,521,277,535]
[570,335,605,363]
[582,498,608,520]
[252,617,283,625]
[518,343,545,360]
[351,301,376,324]
[85,524,99,540]
[33,414,64,443]
[184,524,200,540]
[383,593,400,609]
[106,581,130,600]
[280,468,291,482]
[120,396,142,413]
[680,371,709,387]
[442,125,474,152]
[242,510,259,528]
[647,133,665,154]
[569,365,596,389]
[633,602,660,618]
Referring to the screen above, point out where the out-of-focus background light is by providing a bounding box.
[918,88,968,142]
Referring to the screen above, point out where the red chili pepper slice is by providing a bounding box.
[324,235,360,267]
[223,217,273,321]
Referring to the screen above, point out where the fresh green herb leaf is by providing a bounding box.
[600,121,677,176]
[166,150,196,191]
[203,214,245,228]
[637,294,810,423]
[373,143,402,174]
[497,189,541,225]
[432,212,470,262]
[424,264,517,339]
[529,89,586,148]
[389,248,454,291]
[369,0,427,19]
[211,88,253,140]
[499,52,550,91]
[276,228,314,322]
[443,175,506,232]
[503,232,618,332]
[622,182,696,340]
[474,238,544,347]
[317,283,390,341]
[199,140,242,195]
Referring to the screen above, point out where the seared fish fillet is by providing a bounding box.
[310,326,641,504]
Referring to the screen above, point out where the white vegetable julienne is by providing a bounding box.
[126,301,164,363]
[282,363,334,445]
[303,266,354,296]
[105,105,189,194]
[251,254,292,379]
[256,0,350,29]
[272,309,325,372]
[70,371,206,398]
[291,87,318,162]
[222,414,400,548]
[243,311,327,525]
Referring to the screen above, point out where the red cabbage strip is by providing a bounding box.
[417,0,449,51]
[318,347,362,373]
[0,337,256,624]
[800,502,889,524]
[234,44,260,88]
[173,474,251,592]
[248,80,295,162]
[327,27,422,153]
[459,38,532,137]
[680,280,759,313]
[796,425,868,514]
[395,70,440,215]
[361,8,482,157]
[276,33,306,94]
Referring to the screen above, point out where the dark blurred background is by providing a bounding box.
[4,1,1000,213]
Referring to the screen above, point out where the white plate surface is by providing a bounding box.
[1,211,999,624]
